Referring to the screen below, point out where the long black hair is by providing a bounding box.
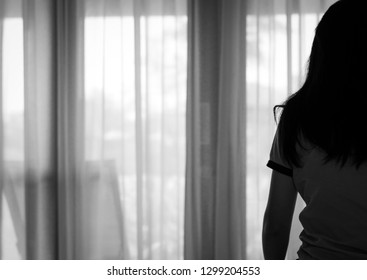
[276,0,367,168]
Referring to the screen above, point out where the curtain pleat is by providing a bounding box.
[185,0,220,260]
[0,0,3,260]
[23,0,58,260]
[132,0,144,260]
[160,1,167,259]
[185,0,247,260]
[174,0,184,258]
[214,0,247,259]
[118,1,127,259]
[142,4,152,259]
[56,0,85,259]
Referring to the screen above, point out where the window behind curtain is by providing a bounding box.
[77,2,188,259]
[2,17,25,260]
[0,0,187,260]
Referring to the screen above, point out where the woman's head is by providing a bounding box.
[306,0,367,96]
[277,0,367,167]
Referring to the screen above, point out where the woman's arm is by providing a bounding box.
[262,170,297,259]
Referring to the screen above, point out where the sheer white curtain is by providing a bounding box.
[185,0,337,259]
[0,0,187,260]
[80,0,187,260]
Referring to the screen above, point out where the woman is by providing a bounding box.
[263,0,367,259]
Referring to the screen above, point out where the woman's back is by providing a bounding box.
[267,131,367,259]
[293,145,367,259]
[263,0,367,260]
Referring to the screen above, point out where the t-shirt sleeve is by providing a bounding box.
[267,129,293,177]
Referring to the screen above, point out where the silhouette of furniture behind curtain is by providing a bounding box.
[3,160,128,259]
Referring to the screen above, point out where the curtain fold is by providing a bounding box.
[214,0,247,259]
[23,0,58,260]
[23,0,85,260]
[132,0,144,260]
[185,0,247,260]
[185,0,220,260]
[56,0,85,260]
[0,0,3,260]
